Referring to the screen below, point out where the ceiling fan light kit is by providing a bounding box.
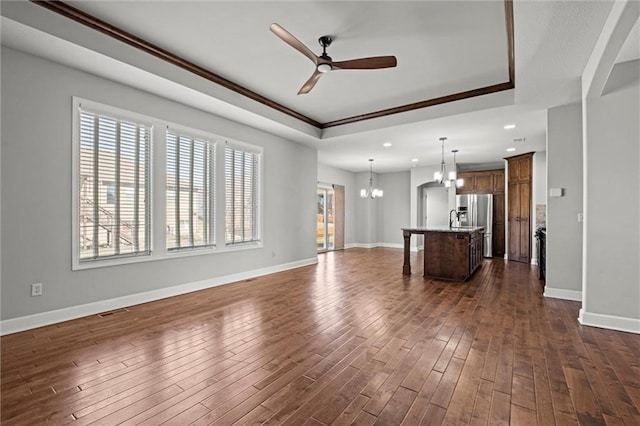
[270,23,397,94]
[317,63,332,73]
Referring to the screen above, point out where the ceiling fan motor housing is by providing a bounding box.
[318,35,333,49]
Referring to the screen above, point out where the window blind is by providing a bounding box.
[224,144,261,245]
[78,109,151,261]
[166,130,215,250]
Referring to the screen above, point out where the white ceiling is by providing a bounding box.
[1,0,631,173]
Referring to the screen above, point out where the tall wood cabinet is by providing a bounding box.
[506,153,533,263]
[491,171,505,258]
[456,169,505,257]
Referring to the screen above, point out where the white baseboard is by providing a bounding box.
[348,243,380,249]
[579,309,640,334]
[378,243,403,249]
[543,287,582,302]
[0,257,318,336]
[531,258,538,266]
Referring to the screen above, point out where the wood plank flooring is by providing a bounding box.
[2,248,639,425]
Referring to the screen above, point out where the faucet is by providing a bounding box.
[449,209,458,228]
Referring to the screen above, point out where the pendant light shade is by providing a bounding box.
[444,149,464,188]
[433,137,447,184]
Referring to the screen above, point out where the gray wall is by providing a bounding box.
[317,165,410,248]
[1,47,317,320]
[354,171,379,246]
[583,59,639,322]
[546,103,583,296]
[378,171,411,246]
[317,163,356,247]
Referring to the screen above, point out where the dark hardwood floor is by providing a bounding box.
[2,248,639,425]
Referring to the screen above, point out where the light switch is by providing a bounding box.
[549,188,564,197]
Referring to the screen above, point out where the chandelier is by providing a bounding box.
[433,137,448,184]
[445,149,464,188]
[360,159,383,199]
[433,137,463,188]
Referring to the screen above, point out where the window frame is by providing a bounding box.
[72,98,155,270]
[72,97,263,271]
[165,125,217,253]
[224,141,263,248]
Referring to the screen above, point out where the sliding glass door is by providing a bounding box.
[317,187,334,252]
[317,183,344,252]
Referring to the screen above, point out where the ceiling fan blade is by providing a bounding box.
[332,56,397,70]
[270,23,318,65]
[298,70,323,95]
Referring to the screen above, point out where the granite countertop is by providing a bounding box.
[402,226,485,233]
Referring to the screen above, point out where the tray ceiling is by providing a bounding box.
[44,0,513,127]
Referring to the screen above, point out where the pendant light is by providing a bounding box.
[445,149,464,188]
[360,159,383,199]
[433,137,447,184]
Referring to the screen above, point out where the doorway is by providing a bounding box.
[422,185,449,227]
[317,183,344,252]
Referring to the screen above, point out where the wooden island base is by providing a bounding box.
[402,226,484,281]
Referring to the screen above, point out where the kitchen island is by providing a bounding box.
[402,226,485,281]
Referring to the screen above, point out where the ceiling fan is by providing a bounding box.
[270,23,397,95]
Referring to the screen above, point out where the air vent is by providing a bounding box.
[98,308,129,318]
[513,137,526,143]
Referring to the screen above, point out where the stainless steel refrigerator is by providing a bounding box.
[456,194,493,257]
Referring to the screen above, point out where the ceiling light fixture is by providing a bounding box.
[506,147,516,152]
[411,158,419,162]
[434,137,448,184]
[383,142,392,147]
[360,159,383,199]
[504,124,516,129]
[316,63,332,73]
[445,149,464,188]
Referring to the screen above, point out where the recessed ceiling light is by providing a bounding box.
[383,142,392,147]
[411,158,419,162]
[506,147,516,152]
[504,124,516,130]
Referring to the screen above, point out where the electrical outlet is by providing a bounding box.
[577,213,584,223]
[31,283,43,297]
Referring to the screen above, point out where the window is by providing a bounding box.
[78,107,151,262]
[74,98,263,269]
[106,184,116,204]
[166,130,216,251]
[224,143,261,245]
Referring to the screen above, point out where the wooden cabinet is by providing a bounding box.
[424,228,484,281]
[457,169,504,195]
[456,172,476,194]
[469,230,483,276]
[506,153,533,263]
[493,169,505,193]
[456,169,505,258]
[493,192,505,258]
[474,171,494,193]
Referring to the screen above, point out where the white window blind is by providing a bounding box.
[166,130,216,251]
[78,109,151,261]
[224,144,261,245]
